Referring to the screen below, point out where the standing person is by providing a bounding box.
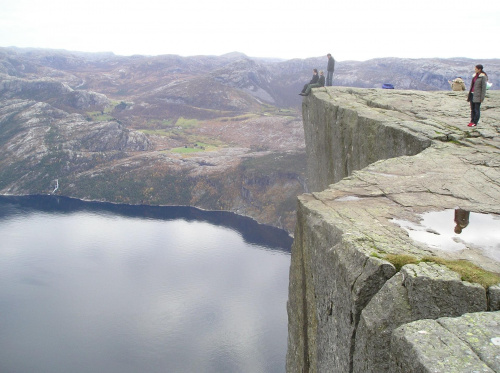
[326,53,335,86]
[467,64,488,127]
[300,69,319,95]
[448,77,466,91]
[300,71,326,96]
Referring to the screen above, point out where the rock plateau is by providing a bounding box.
[287,87,500,372]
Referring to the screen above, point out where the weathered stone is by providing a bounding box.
[353,262,486,372]
[390,318,496,373]
[287,88,500,372]
[489,285,500,311]
[352,272,411,372]
[0,75,109,110]
[438,312,500,371]
[286,193,397,373]
[403,262,486,318]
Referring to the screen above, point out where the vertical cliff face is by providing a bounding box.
[287,87,500,372]
[301,88,431,192]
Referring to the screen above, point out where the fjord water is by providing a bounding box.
[0,195,292,373]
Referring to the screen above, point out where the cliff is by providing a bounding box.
[2,48,500,233]
[287,87,500,372]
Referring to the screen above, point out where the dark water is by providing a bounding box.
[0,195,292,373]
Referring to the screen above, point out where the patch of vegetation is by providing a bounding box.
[138,117,201,141]
[384,254,420,271]
[0,159,33,190]
[140,119,174,129]
[171,142,216,154]
[45,125,58,145]
[139,129,172,136]
[171,146,203,154]
[259,104,299,118]
[175,117,199,128]
[276,108,296,115]
[235,152,307,228]
[139,117,206,141]
[240,152,307,175]
[383,253,500,288]
[190,177,227,207]
[87,101,135,121]
[421,257,500,288]
[137,118,179,137]
[217,113,258,122]
[159,119,174,127]
[192,135,225,147]
[114,101,128,111]
[70,168,193,206]
[273,193,300,223]
[86,111,114,121]
[0,115,24,147]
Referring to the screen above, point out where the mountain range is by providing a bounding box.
[0,47,498,232]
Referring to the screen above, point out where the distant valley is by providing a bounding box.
[1,47,498,232]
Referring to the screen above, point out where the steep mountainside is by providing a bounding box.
[0,48,307,231]
[0,76,109,112]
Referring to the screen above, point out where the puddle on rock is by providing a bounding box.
[335,196,362,202]
[391,209,500,261]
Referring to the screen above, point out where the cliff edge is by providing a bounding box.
[287,87,500,372]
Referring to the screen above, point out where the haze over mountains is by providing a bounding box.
[3,47,498,113]
[0,47,498,232]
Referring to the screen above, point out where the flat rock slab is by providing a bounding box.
[391,312,500,372]
[306,88,500,273]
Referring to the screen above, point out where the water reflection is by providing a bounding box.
[0,196,291,373]
[454,209,470,234]
[0,195,292,252]
[392,209,500,261]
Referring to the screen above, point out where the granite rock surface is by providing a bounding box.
[287,87,500,372]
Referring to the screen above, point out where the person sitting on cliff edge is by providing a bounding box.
[300,71,326,96]
[300,69,319,95]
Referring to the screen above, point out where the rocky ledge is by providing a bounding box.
[287,87,500,372]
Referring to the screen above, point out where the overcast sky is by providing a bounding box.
[1,0,499,61]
